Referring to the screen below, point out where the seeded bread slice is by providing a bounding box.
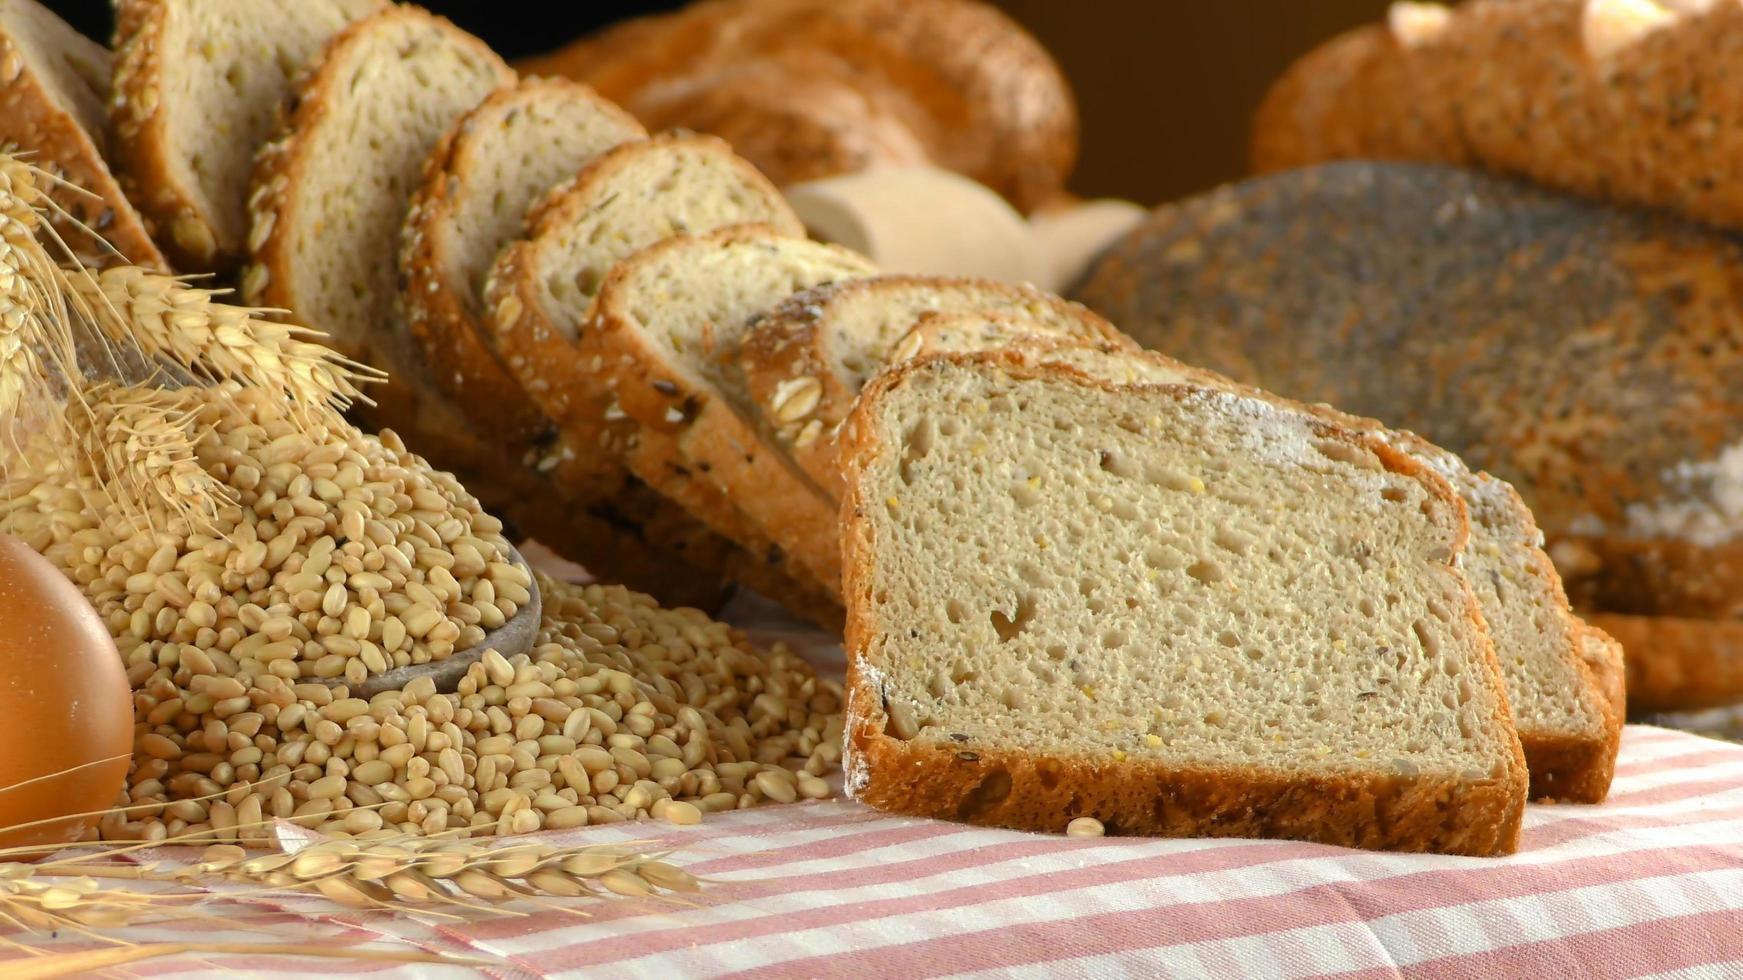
[584,224,878,594]
[0,0,163,268]
[483,133,802,499]
[839,351,1528,854]
[901,328,1617,801]
[243,6,513,470]
[400,77,644,454]
[738,275,1131,496]
[109,0,383,271]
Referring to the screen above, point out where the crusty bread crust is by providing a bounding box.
[1589,612,1743,714]
[515,0,1078,213]
[0,5,163,269]
[739,276,1128,496]
[400,78,643,452]
[1251,0,1743,232]
[108,0,384,271]
[838,351,1528,855]
[584,224,875,595]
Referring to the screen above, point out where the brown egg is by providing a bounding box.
[0,533,133,851]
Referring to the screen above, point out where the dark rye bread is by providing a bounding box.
[1073,162,1743,628]
[0,0,163,268]
[1251,0,1743,233]
[896,327,1617,801]
[839,351,1527,854]
[583,224,877,596]
[110,0,383,271]
[400,77,643,453]
[738,275,1129,499]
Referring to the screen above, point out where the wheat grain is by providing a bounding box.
[64,266,382,422]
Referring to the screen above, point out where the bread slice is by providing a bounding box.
[896,328,1618,801]
[0,0,163,268]
[584,224,877,594]
[1579,624,1626,730]
[738,275,1131,495]
[244,6,512,464]
[839,351,1529,855]
[483,132,802,498]
[400,77,644,454]
[109,0,383,271]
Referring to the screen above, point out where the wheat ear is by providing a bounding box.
[71,383,234,535]
[0,157,77,450]
[63,265,382,423]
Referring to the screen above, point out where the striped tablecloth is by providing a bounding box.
[12,583,1743,977]
[9,724,1742,978]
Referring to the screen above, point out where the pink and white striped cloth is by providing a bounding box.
[11,724,1743,979]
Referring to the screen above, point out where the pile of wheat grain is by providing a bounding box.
[3,383,520,689]
[2,384,840,842]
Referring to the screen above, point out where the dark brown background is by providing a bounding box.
[54,0,1390,205]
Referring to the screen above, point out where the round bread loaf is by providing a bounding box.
[1074,161,1743,625]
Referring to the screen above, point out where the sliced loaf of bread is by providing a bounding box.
[243,5,513,456]
[839,351,1529,854]
[400,77,643,454]
[110,0,383,270]
[0,0,163,268]
[739,275,1131,494]
[584,224,877,594]
[484,132,802,497]
[894,328,1617,801]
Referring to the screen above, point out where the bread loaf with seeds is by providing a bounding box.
[400,77,643,458]
[738,276,1130,498]
[109,0,384,271]
[1252,0,1743,231]
[243,6,513,487]
[1073,162,1743,631]
[483,133,803,501]
[839,351,1528,854]
[886,327,1618,801]
[228,8,737,610]
[0,0,163,268]
[467,133,845,620]
[583,224,877,596]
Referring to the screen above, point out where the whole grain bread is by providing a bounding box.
[400,77,643,455]
[583,224,877,595]
[243,6,513,476]
[738,275,1129,496]
[516,0,1077,213]
[1588,612,1743,714]
[838,351,1528,854]
[1251,0,1743,232]
[1072,162,1743,629]
[895,327,1617,801]
[483,133,801,501]
[0,0,163,268]
[109,0,383,271]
